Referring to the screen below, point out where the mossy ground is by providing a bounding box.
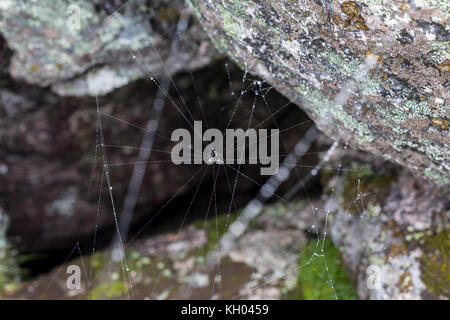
[282,238,358,300]
[85,246,176,299]
[419,230,450,298]
[4,202,358,300]
[0,225,21,297]
[192,212,238,253]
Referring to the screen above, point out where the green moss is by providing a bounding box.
[420,230,450,298]
[84,251,129,300]
[0,215,21,297]
[342,162,396,215]
[89,251,107,274]
[283,239,358,300]
[193,213,238,252]
[88,281,128,300]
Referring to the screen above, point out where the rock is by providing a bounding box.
[0,58,317,253]
[324,150,449,299]
[187,0,450,185]
[0,208,20,296]
[5,200,356,300]
[0,0,215,96]
[4,145,447,300]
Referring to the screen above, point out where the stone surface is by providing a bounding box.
[3,201,315,300]
[187,0,450,185]
[0,208,20,296]
[0,0,215,96]
[323,149,449,299]
[3,147,448,300]
[0,56,316,253]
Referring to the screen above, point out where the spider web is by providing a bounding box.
[34,1,386,300]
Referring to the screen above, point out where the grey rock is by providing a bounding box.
[5,201,310,300]
[187,0,450,185]
[325,149,449,299]
[0,58,315,253]
[0,0,215,96]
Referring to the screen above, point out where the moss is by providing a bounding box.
[283,238,358,300]
[86,249,158,299]
[419,230,450,298]
[89,251,108,274]
[0,215,21,297]
[342,161,396,215]
[193,213,238,252]
[88,281,128,300]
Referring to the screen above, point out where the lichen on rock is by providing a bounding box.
[0,0,216,96]
[4,200,325,300]
[419,230,449,298]
[187,0,450,185]
[324,150,449,299]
